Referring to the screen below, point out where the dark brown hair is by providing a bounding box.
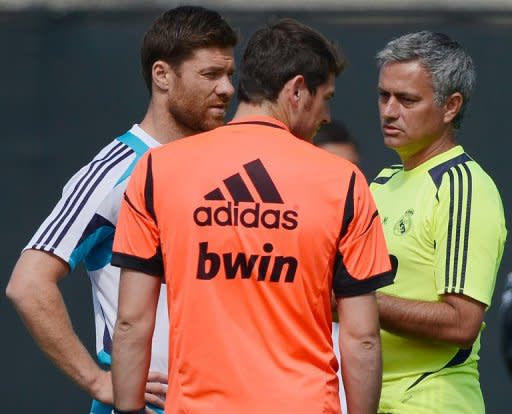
[141,6,238,93]
[238,18,345,103]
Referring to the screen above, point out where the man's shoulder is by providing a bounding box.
[372,165,403,186]
[59,132,141,218]
[82,135,136,168]
[76,132,146,187]
[427,148,500,197]
[427,149,474,189]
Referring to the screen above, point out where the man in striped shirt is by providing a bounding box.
[372,31,506,414]
[6,6,237,414]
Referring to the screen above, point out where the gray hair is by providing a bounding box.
[376,31,476,129]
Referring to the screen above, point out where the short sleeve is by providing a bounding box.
[433,164,506,306]
[111,151,163,277]
[333,169,395,298]
[25,139,135,271]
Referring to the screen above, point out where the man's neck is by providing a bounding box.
[138,100,196,145]
[232,101,289,125]
[401,131,456,170]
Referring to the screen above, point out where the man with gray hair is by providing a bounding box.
[371,31,506,413]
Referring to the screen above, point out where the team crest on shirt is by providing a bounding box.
[393,209,414,235]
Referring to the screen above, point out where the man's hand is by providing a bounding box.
[91,370,115,405]
[93,369,167,411]
[144,371,167,411]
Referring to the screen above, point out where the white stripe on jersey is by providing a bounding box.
[30,141,134,257]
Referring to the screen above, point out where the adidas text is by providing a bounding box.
[196,241,297,282]
[193,202,298,230]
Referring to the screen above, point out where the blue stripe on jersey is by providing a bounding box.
[445,169,455,292]
[118,131,150,157]
[428,153,472,189]
[33,142,124,247]
[451,166,465,292]
[68,214,114,271]
[49,148,133,251]
[115,131,150,186]
[86,235,114,271]
[459,163,473,291]
[90,399,113,414]
[444,164,473,294]
[97,349,112,366]
[148,404,164,414]
[103,323,113,354]
[91,400,164,414]
[32,142,134,252]
[373,166,402,185]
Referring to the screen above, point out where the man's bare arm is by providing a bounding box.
[112,268,161,411]
[6,249,113,402]
[377,292,485,348]
[337,292,382,414]
[6,249,167,410]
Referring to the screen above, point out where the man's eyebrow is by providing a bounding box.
[201,64,235,73]
[395,92,419,99]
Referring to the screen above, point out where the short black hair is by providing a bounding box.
[238,18,345,104]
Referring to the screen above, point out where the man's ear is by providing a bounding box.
[284,75,306,108]
[443,92,463,124]
[151,60,173,93]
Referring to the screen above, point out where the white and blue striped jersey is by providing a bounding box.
[25,124,169,374]
[332,322,348,414]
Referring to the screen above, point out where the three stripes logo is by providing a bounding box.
[193,159,299,230]
[195,159,299,282]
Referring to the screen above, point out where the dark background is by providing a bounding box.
[2,8,510,412]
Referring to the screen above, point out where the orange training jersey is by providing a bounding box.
[112,116,393,414]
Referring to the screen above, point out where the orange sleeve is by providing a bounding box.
[111,152,163,277]
[333,169,395,297]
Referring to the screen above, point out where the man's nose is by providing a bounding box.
[382,98,399,119]
[216,75,235,98]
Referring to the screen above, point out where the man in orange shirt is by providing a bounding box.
[111,18,394,414]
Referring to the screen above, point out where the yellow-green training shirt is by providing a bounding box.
[371,145,506,387]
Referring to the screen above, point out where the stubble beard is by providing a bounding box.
[168,103,209,136]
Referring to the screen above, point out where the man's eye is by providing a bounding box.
[401,97,416,105]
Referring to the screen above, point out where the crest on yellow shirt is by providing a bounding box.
[393,208,414,236]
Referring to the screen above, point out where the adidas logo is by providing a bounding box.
[193,159,299,230]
